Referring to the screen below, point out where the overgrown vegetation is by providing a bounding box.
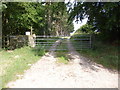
[0,46,45,88]
[69,2,119,42]
[78,41,119,70]
[71,31,119,70]
[69,2,119,69]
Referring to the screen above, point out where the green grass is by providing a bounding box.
[55,39,69,64]
[78,44,118,69]
[56,51,69,64]
[33,45,45,56]
[0,46,45,88]
[71,34,119,70]
[57,56,69,64]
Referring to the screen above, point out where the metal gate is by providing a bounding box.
[34,35,92,51]
[34,35,66,51]
[70,34,92,50]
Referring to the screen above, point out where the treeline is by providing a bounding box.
[69,2,119,43]
[2,2,74,36]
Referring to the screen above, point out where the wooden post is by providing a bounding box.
[90,35,92,48]
[31,26,33,35]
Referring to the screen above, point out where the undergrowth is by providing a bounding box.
[71,34,119,70]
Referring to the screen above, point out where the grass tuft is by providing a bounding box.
[57,56,69,64]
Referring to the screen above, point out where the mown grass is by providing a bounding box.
[71,35,119,70]
[0,46,45,88]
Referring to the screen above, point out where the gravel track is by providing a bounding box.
[7,39,118,88]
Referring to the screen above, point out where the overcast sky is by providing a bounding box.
[73,18,88,31]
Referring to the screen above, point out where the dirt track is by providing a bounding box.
[7,39,118,88]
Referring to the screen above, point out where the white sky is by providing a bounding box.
[70,18,88,35]
[73,18,88,31]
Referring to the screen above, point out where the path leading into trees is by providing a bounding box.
[7,39,118,88]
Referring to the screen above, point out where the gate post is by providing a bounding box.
[90,35,92,48]
[26,31,35,47]
[28,35,35,47]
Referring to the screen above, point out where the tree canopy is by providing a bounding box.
[69,2,120,42]
[2,2,74,36]
[76,24,94,34]
[2,1,119,42]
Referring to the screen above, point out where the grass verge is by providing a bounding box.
[71,35,119,70]
[0,46,45,88]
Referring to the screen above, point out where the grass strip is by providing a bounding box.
[55,39,69,64]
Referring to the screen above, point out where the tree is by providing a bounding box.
[68,2,120,42]
[2,2,46,35]
[2,2,74,36]
[44,2,74,36]
[76,24,94,34]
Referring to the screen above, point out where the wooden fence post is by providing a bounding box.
[90,35,92,48]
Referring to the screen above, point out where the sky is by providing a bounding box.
[69,18,88,35]
[65,0,88,32]
[73,18,88,31]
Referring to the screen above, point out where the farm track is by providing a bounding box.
[7,39,118,88]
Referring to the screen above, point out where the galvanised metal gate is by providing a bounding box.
[70,34,92,50]
[34,35,63,51]
[34,35,92,51]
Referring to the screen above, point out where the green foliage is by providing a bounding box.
[2,2,74,36]
[2,2,46,35]
[69,2,120,42]
[71,34,118,70]
[44,2,74,36]
[76,24,94,34]
[78,41,118,70]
